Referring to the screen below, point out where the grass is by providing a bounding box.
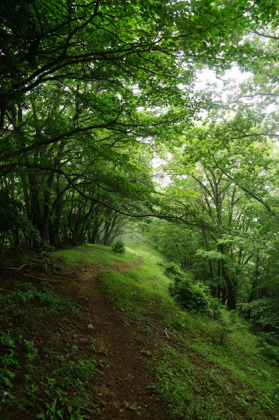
[90,237,279,420]
[2,238,278,419]
[54,238,279,419]
[55,243,137,268]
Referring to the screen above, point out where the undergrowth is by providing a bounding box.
[97,238,279,420]
[0,279,101,420]
[53,238,279,419]
[3,239,277,419]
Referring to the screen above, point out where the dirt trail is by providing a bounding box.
[70,259,168,420]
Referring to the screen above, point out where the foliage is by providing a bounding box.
[0,282,61,313]
[88,239,279,419]
[240,298,279,333]
[1,0,279,255]
[2,240,278,419]
[153,345,194,419]
[0,191,41,248]
[0,281,100,419]
[165,262,210,313]
[258,341,279,367]
[164,262,185,280]
[112,240,125,254]
[0,7,279,418]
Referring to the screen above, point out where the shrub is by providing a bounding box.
[164,262,185,279]
[0,191,41,248]
[112,240,125,254]
[240,298,279,334]
[165,262,210,313]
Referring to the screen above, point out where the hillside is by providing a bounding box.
[1,237,279,419]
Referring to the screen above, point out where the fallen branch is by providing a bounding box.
[79,405,101,414]
[0,264,28,271]
[147,322,171,340]
[0,269,56,282]
[13,271,57,282]
[147,321,160,331]
[0,266,68,282]
[164,328,171,341]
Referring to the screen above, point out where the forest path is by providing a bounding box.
[69,259,168,420]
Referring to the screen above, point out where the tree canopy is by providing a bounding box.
[1,0,279,325]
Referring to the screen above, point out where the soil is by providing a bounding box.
[69,259,169,420]
[0,256,170,419]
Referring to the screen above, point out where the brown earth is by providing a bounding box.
[69,259,169,420]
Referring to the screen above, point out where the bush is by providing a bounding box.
[164,262,185,279]
[165,262,210,313]
[112,240,125,254]
[0,191,41,247]
[240,298,279,333]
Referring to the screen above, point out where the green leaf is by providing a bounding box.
[50,399,57,413]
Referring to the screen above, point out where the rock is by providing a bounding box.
[87,323,94,329]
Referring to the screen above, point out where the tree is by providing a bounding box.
[1,0,279,257]
[151,114,279,311]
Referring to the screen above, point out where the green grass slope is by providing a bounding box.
[56,238,279,420]
[1,239,278,419]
